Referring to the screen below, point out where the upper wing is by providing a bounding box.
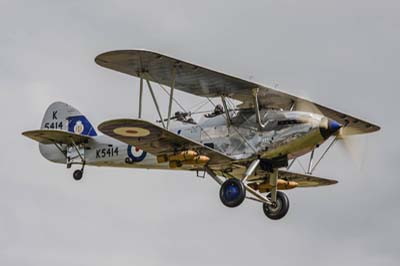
[97,119,233,165]
[22,130,91,145]
[95,49,380,135]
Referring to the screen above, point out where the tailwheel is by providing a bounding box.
[262,191,289,220]
[73,169,83,181]
[219,178,246,208]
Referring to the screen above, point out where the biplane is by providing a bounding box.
[22,50,380,220]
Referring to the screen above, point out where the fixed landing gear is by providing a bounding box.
[72,162,85,181]
[218,177,290,219]
[207,161,290,220]
[219,178,246,207]
[218,158,259,208]
[67,139,86,181]
[262,191,289,220]
[73,169,83,181]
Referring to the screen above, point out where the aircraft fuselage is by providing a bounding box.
[39,109,336,173]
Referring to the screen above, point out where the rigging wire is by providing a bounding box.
[142,74,216,141]
[296,159,307,174]
[207,97,216,107]
[212,97,257,154]
[223,97,257,153]
[145,73,187,113]
[192,99,210,113]
[139,75,256,153]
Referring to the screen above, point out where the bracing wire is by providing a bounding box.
[145,73,187,113]
[140,75,256,153]
[192,99,210,113]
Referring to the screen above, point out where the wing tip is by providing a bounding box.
[21,129,41,137]
[372,124,381,132]
[95,49,159,66]
[330,179,339,185]
[97,118,144,130]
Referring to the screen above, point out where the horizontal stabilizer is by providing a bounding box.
[278,170,338,187]
[22,130,91,145]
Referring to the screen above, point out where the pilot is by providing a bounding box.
[175,111,186,122]
[205,104,224,118]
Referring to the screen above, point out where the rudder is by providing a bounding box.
[41,101,97,136]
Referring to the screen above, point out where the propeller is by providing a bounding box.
[336,127,367,169]
[294,99,324,116]
[295,98,365,167]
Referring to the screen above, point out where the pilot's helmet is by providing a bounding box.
[215,104,224,114]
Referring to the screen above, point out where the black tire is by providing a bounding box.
[263,191,289,220]
[219,178,246,208]
[73,169,83,181]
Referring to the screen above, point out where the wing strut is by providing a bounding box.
[220,95,232,127]
[252,88,269,129]
[166,67,176,129]
[307,148,315,174]
[138,76,143,118]
[136,71,178,129]
[144,75,166,128]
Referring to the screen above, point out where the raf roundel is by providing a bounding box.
[74,120,84,134]
[113,127,150,137]
[127,145,147,162]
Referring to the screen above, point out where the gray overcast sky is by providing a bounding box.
[1,0,399,265]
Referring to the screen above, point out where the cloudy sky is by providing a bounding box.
[1,0,399,265]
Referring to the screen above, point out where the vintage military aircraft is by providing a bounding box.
[22,50,380,220]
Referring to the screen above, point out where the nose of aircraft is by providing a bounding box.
[328,119,342,133]
[319,118,342,139]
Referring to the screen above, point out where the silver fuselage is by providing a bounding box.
[40,110,328,175]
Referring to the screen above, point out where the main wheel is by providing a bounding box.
[219,178,246,208]
[262,191,289,220]
[73,169,83,181]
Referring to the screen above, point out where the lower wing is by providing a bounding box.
[277,170,338,187]
[98,119,233,166]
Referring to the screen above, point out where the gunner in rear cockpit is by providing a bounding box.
[174,111,196,124]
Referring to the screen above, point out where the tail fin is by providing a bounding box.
[35,102,96,164]
[41,101,97,136]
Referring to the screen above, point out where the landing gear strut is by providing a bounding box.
[69,138,85,181]
[218,159,261,208]
[207,161,291,220]
[262,191,289,220]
